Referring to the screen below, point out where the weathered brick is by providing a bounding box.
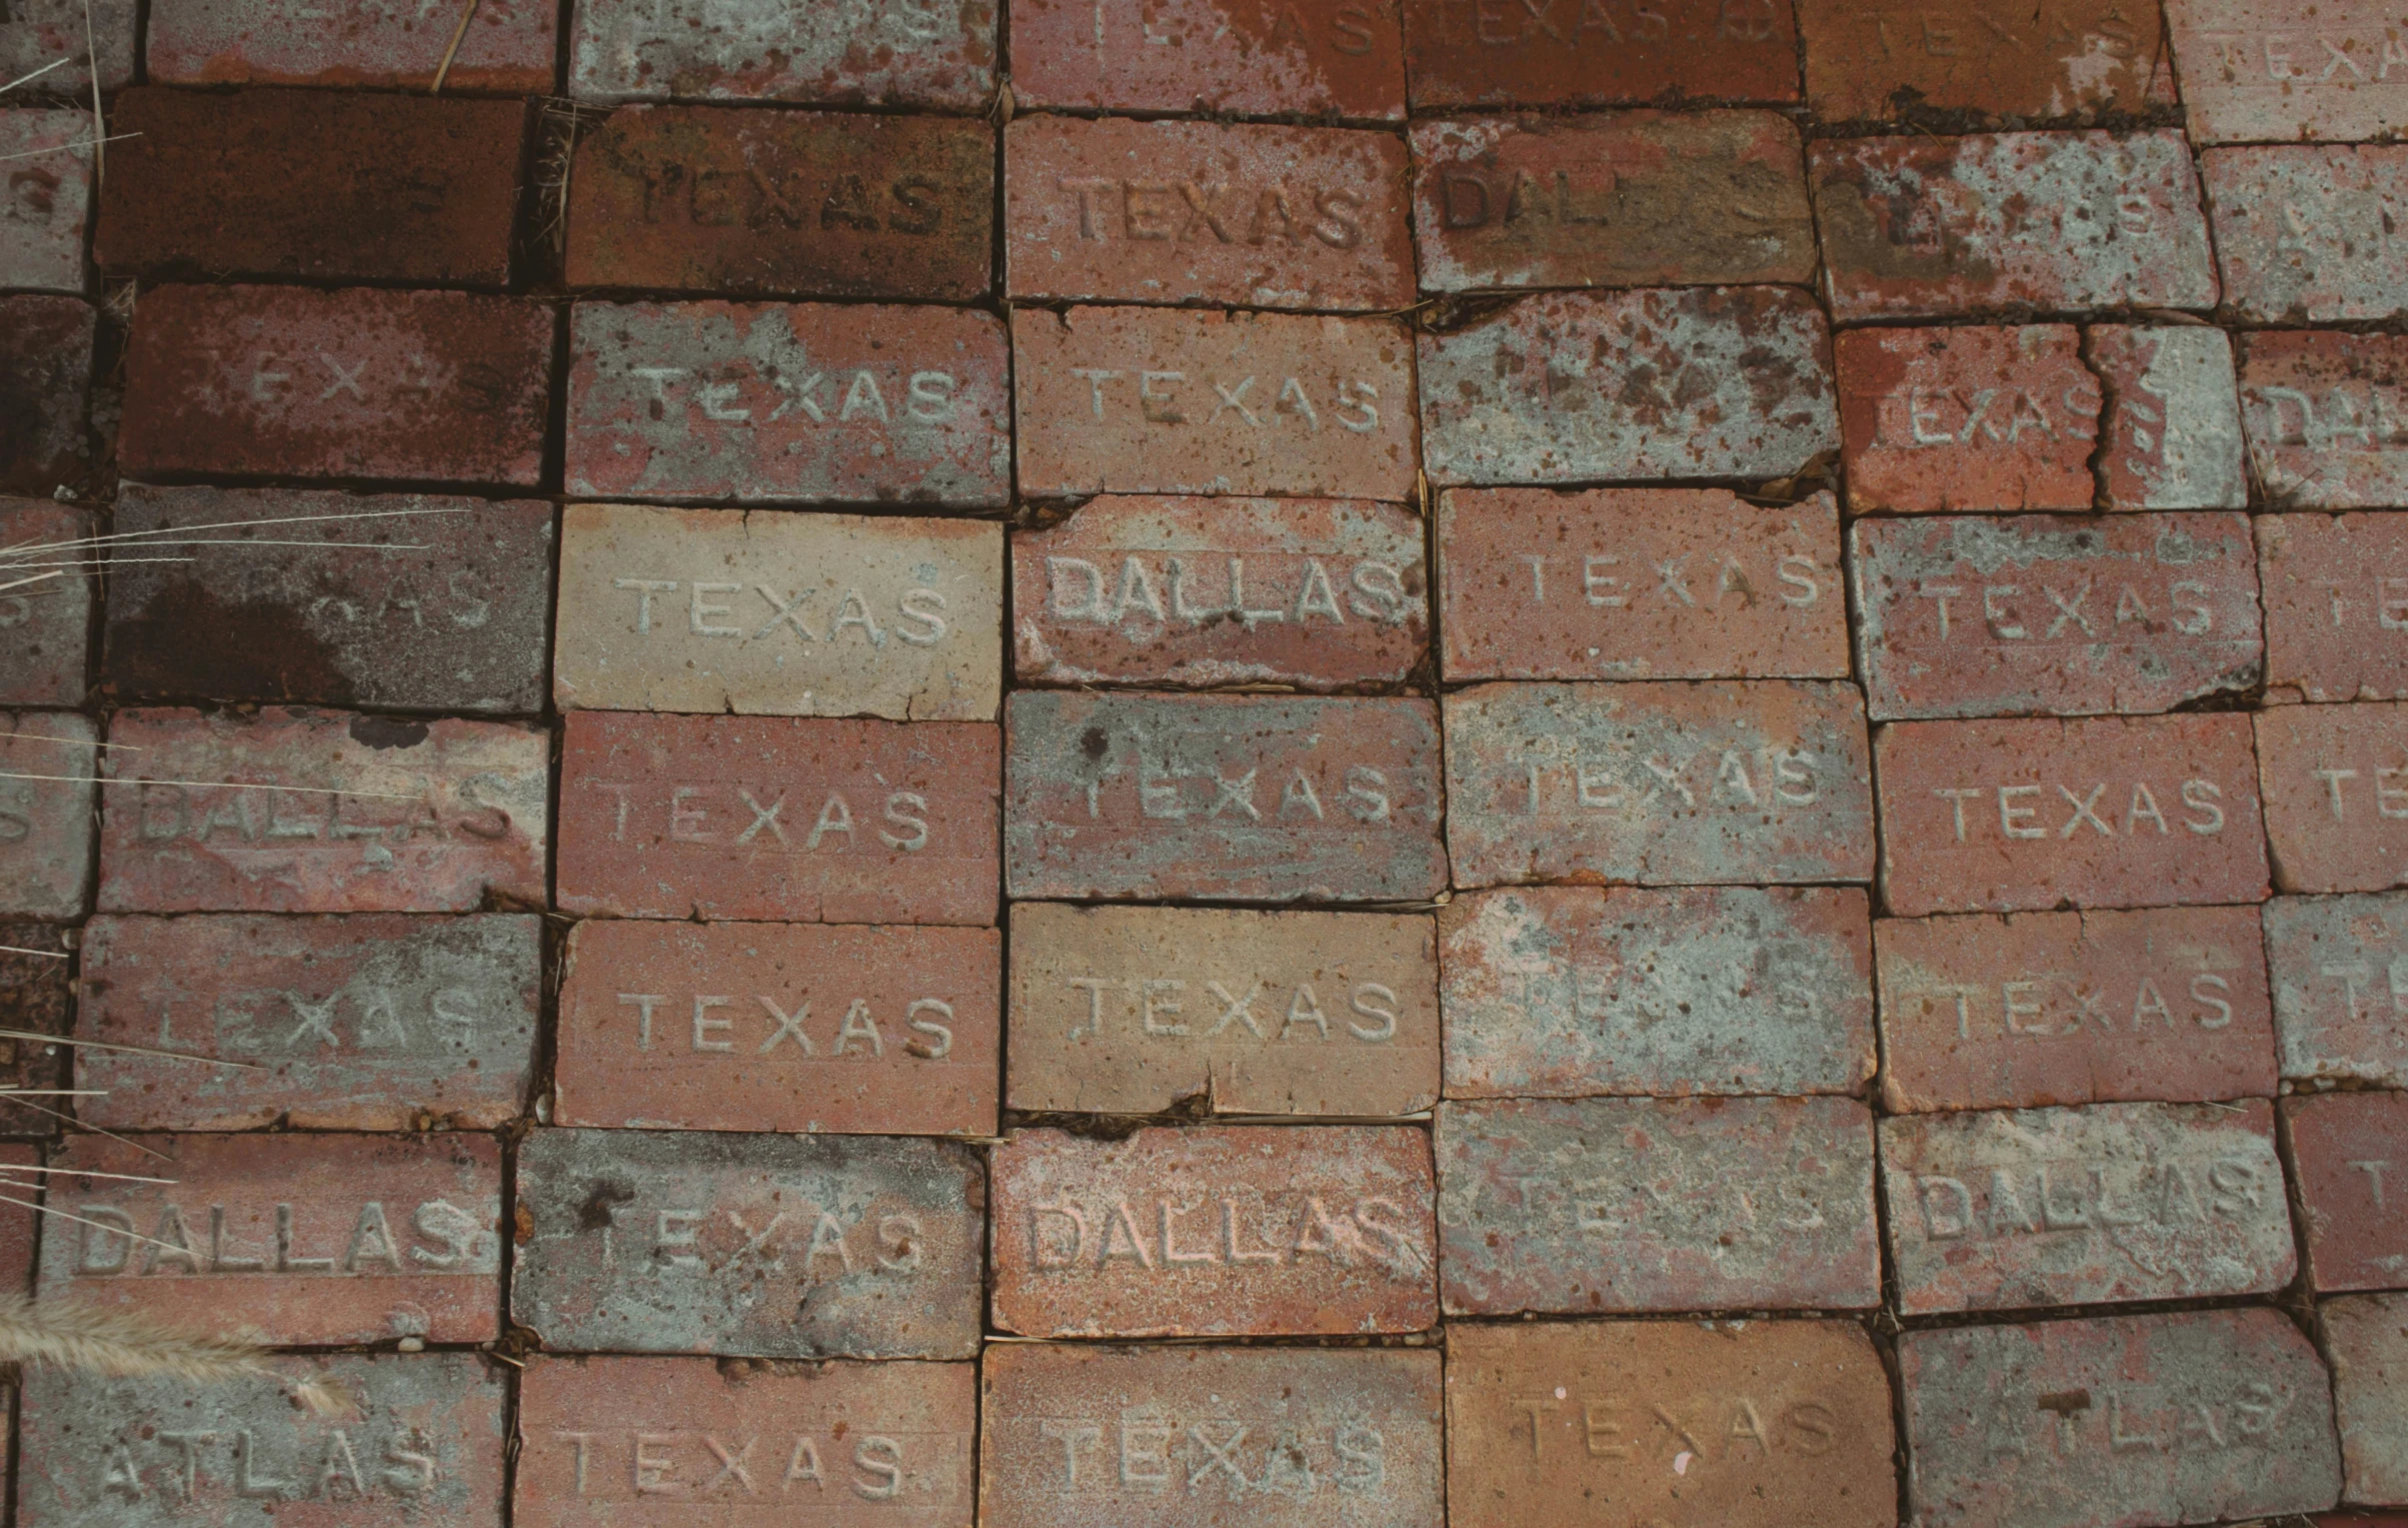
[2263,892,2408,1087]
[103,486,554,714]
[2261,514,2408,705]
[555,918,1000,1135]
[0,711,93,918]
[2328,1293,2408,1505]
[2166,0,2408,146]
[1873,715,2269,915]
[1011,0,1407,118]
[76,912,540,1131]
[1440,884,1874,1099]
[0,110,88,293]
[563,302,1010,507]
[0,500,88,707]
[570,0,994,104]
[2259,703,2408,893]
[513,1127,984,1358]
[1443,681,1875,888]
[0,296,91,496]
[2088,325,2249,511]
[1849,513,2264,721]
[1445,1319,1896,1528]
[1014,495,1426,691]
[557,712,999,925]
[988,1123,1436,1337]
[1799,0,2164,120]
[1835,326,2099,514]
[555,504,1003,719]
[1007,901,1440,1117]
[96,90,528,286]
[1013,306,1417,501]
[2239,331,2408,508]
[1006,115,1413,312]
[1435,1094,1880,1312]
[0,1141,36,1280]
[1811,131,2218,321]
[149,0,556,88]
[0,0,134,90]
[2288,1090,2408,1292]
[566,107,993,300]
[2207,146,2408,323]
[1004,691,1445,903]
[1400,0,1799,107]
[40,1131,503,1345]
[1418,286,1838,485]
[980,1344,1443,1528]
[1900,1309,2343,1528]
[0,926,72,1133]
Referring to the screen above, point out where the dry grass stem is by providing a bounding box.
[0,504,469,566]
[0,1193,197,1259]
[0,1163,177,1184]
[0,131,137,167]
[430,0,480,93]
[0,943,69,958]
[0,58,72,94]
[0,1098,167,1156]
[0,772,423,802]
[0,1026,266,1070]
[81,0,102,180]
[0,572,63,595]
[0,732,138,750]
[0,1291,264,1382]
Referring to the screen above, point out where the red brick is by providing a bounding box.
[0,296,91,496]
[1798,0,2165,120]
[556,918,999,1135]
[1836,326,2099,514]
[0,1141,38,1289]
[38,1131,503,1345]
[119,285,553,487]
[150,0,553,88]
[0,711,93,919]
[1014,495,1426,691]
[95,90,528,286]
[0,924,73,1134]
[570,0,995,104]
[76,912,541,1131]
[2206,146,2408,323]
[2259,704,2408,894]
[0,109,90,294]
[0,500,89,707]
[2327,1292,2408,1505]
[988,1123,1436,1338]
[0,0,134,90]
[95,707,549,915]
[1006,115,1413,312]
[1874,715,2269,915]
[2088,325,2250,512]
[1400,0,1800,108]
[567,107,993,300]
[2167,0,2408,145]
[2263,892,2408,1087]
[1011,0,1407,118]
[2240,331,2408,509]
[2290,1090,2408,1292]
[2262,514,2408,705]
[1849,513,2264,721]
[557,711,999,925]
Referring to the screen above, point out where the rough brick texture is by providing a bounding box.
[2287,1090,2408,1293]
[2263,892,2408,1087]
[2260,513,2408,705]
[1011,0,1407,118]
[1400,0,1799,107]
[569,0,996,105]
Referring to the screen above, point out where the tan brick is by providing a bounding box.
[2089,325,2249,511]
[2207,146,2408,323]
[0,111,89,294]
[1836,325,2097,514]
[2327,1292,2408,1505]
[0,710,92,918]
[2260,513,2408,704]
[2258,703,2408,893]
[2288,1090,2408,1293]
[2167,0,2408,145]
[2263,892,2408,1087]
[1798,0,2164,120]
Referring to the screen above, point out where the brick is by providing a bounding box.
[1439,885,1875,1099]
[1445,1319,1896,1528]
[1013,306,1417,502]
[2207,147,2408,323]
[555,918,1000,1135]
[2088,325,2249,512]
[0,500,88,706]
[149,0,556,88]
[39,1131,502,1345]
[567,107,992,300]
[557,712,999,925]
[0,0,134,90]
[1900,1309,2343,1528]
[96,90,527,286]
[2263,892,2408,1087]
[563,302,1010,508]
[0,110,89,293]
[2328,1293,2408,1505]
[1435,1094,1880,1313]
[1835,326,2099,514]
[119,285,553,488]
[1418,286,1838,485]
[1409,111,1814,292]
[980,1344,1442,1528]
[1006,115,1413,312]
[513,1127,984,1358]
[1399,0,1799,108]
[0,1142,36,1281]
[516,1353,976,1526]
[2260,704,2408,893]
[1876,905,2279,1112]
[1014,495,1426,691]
[1006,901,1440,1116]
[1849,513,2264,721]
[1010,0,1407,118]
[1799,0,2163,120]
[1873,715,2269,915]
[1443,681,1875,888]
[0,925,72,1132]
[0,296,91,496]
[2240,331,2408,508]
[1004,691,1446,903]
[2261,514,2408,704]
[17,1351,506,1527]
[0,711,93,918]
[75,912,540,1131]
[102,486,554,714]
[2288,1090,2408,1292]
[1811,132,2218,322]
[555,504,1004,718]
[2167,0,2408,146]
[570,0,992,103]
[988,1123,1436,1337]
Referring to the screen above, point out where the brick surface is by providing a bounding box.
[555,917,1000,1135]
[1418,286,1838,485]
[1835,326,2099,514]
[103,486,554,714]
[988,1123,1436,1338]
[563,302,1011,507]
[1445,1319,1897,1528]
[555,504,1003,718]
[2259,703,2408,894]
[0,711,93,918]
[1409,111,1814,292]
[0,1141,34,1282]
[2239,331,2408,508]
[567,107,993,300]
[2263,892,2408,1087]
[2262,514,2408,705]
[0,925,72,1133]
[0,110,89,293]
[1438,488,1846,683]
[75,912,540,1131]
[1439,884,1875,1099]
[1435,1094,1880,1313]
[1399,0,1800,107]
[2167,0,2408,145]
[2328,1293,2408,1506]
[513,1127,984,1358]
[2289,1090,2408,1292]
[980,1343,1443,1528]
[0,296,91,496]
[570,0,994,104]
[39,1131,503,1345]
[0,0,134,89]
[1006,115,1413,312]
[2207,146,2408,323]
[149,0,555,88]
[0,500,88,707]
[1849,513,2264,721]
[1010,0,1407,118]
[1873,715,2269,915]
[1004,691,1446,903]
[1900,1309,2343,1528]
[1013,306,1417,501]
[1798,0,2163,120]
[2088,325,2249,512]
[556,711,999,925]
[1006,901,1440,1116]
[1811,132,2218,321]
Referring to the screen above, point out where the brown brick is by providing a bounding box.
[1007,901,1439,1117]
[1400,0,1800,108]
[1836,326,2098,514]
[0,500,89,707]
[569,0,994,104]
[2261,514,2408,705]
[2207,147,2408,323]
[76,912,540,1131]
[2289,1090,2408,1293]
[2166,0,2408,145]
[1798,0,2164,120]
[0,711,93,919]
[1010,0,1407,118]
[150,0,556,89]
[0,925,73,1135]
[2240,331,2408,509]
[2327,1292,2408,1505]
[989,1124,1436,1338]
[0,1141,40,1285]
[2088,325,2250,511]
[0,109,90,294]
[567,107,993,300]
[2259,704,2408,894]
[2263,892,2408,1087]
[0,296,91,496]
[0,0,134,92]
[557,711,999,925]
